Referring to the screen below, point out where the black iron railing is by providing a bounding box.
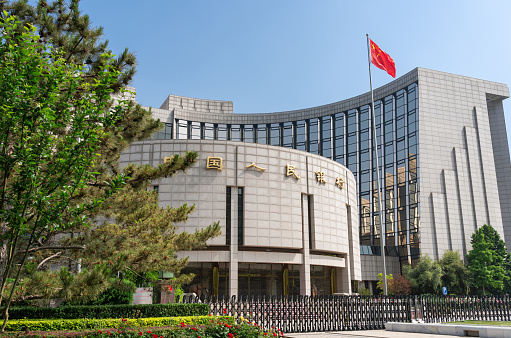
[174,295,511,333]
[177,295,411,333]
[417,295,511,323]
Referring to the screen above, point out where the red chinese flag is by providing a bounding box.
[369,39,396,78]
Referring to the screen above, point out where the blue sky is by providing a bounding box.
[81,0,511,147]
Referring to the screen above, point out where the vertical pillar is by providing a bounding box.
[340,254,352,294]
[335,267,343,294]
[229,189,238,297]
[300,194,311,295]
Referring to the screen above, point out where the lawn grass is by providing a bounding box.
[447,320,511,326]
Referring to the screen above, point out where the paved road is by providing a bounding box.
[285,330,451,338]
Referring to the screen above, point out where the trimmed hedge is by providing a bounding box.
[4,315,235,332]
[6,303,209,320]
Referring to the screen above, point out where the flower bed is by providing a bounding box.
[3,317,285,338]
[4,316,232,332]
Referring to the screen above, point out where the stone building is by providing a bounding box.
[121,67,511,295]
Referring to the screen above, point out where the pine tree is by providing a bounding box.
[0,0,221,305]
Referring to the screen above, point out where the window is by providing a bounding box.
[359,105,370,130]
[217,124,228,140]
[231,125,241,141]
[283,122,293,148]
[152,122,173,140]
[270,123,280,146]
[347,110,357,129]
[238,187,244,246]
[256,124,267,144]
[333,112,344,164]
[320,116,331,158]
[296,121,306,151]
[308,118,319,154]
[204,123,214,139]
[307,195,314,250]
[347,132,357,153]
[190,121,201,139]
[177,120,188,139]
[226,187,231,245]
[243,125,254,143]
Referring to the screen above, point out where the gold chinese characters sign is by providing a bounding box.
[201,156,344,189]
[335,177,345,189]
[206,156,223,171]
[246,162,266,172]
[286,164,300,179]
[315,171,327,184]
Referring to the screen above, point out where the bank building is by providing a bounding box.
[120,67,511,297]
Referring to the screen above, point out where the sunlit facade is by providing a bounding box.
[124,67,511,294]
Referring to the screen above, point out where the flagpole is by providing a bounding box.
[366,34,387,296]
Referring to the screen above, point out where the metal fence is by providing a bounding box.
[417,295,511,323]
[175,295,511,333]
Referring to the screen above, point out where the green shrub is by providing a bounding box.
[6,303,208,320]
[4,316,234,332]
[90,279,136,305]
[70,278,136,306]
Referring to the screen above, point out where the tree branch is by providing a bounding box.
[14,245,85,256]
[36,252,62,270]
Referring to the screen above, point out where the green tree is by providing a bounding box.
[377,273,393,295]
[466,224,508,295]
[403,255,443,295]
[0,0,221,306]
[0,14,126,329]
[438,250,470,295]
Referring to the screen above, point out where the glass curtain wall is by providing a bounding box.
[165,84,419,263]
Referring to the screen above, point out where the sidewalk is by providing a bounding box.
[285,330,453,338]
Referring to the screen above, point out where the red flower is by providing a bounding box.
[147,331,151,334]
[138,333,143,336]
[107,332,111,336]
[223,308,227,314]
[273,333,277,336]
[181,322,185,327]
[209,314,212,316]
[228,334,233,338]
[225,323,231,328]
[191,327,197,331]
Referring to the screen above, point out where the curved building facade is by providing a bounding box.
[123,67,511,295]
[121,140,359,297]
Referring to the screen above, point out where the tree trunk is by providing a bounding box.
[0,223,9,280]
